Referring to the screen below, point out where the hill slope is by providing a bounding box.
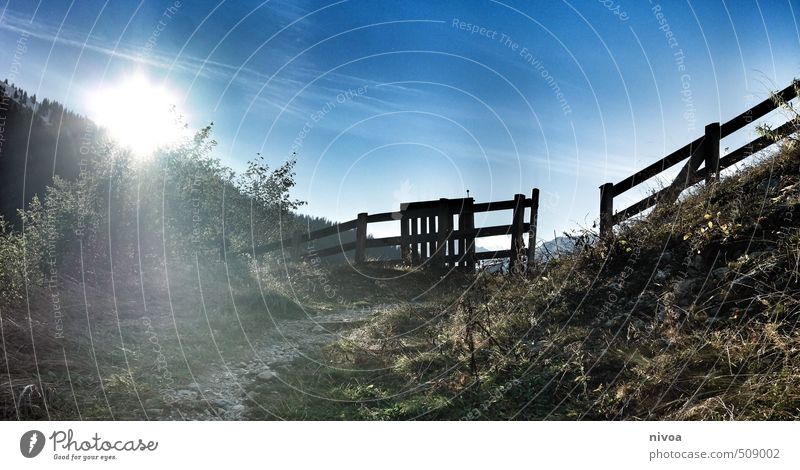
[0,81,102,226]
[243,139,800,420]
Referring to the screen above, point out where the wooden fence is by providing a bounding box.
[253,82,798,265]
[253,190,540,271]
[599,81,798,237]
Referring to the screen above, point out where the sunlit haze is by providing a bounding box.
[89,75,186,156]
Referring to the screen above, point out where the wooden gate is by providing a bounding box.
[253,189,540,272]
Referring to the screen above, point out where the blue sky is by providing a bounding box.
[1,0,798,248]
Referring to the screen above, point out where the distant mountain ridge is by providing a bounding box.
[475,232,598,268]
[535,233,598,261]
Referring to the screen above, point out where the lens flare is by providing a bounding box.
[90,75,186,157]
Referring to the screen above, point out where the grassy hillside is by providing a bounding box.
[243,139,800,420]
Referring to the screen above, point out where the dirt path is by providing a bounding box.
[162,306,378,420]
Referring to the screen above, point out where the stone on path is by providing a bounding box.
[257,370,277,381]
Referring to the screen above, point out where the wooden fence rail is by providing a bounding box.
[600,81,798,237]
[252,82,798,264]
[254,189,540,271]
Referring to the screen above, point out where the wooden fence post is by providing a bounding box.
[355,212,367,265]
[458,211,466,267]
[510,193,526,272]
[527,188,539,264]
[704,122,721,184]
[458,198,475,271]
[599,182,614,238]
[436,198,451,269]
[465,198,475,271]
[400,213,410,265]
[428,215,437,264]
[410,216,419,264]
[418,216,428,260]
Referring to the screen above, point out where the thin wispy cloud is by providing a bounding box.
[0,7,301,97]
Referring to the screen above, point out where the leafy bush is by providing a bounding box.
[1,122,305,305]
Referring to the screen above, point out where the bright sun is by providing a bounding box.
[90,75,186,157]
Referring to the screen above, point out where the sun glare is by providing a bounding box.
[90,75,186,157]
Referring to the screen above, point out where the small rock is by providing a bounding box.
[211,398,233,409]
[176,389,198,399]
[231,404,245,412]
[257,370,277,381]
[246,391,259,400]
[654,270,669,283]
[660,252,674,263]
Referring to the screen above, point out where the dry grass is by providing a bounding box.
[4,129,799,421]
[257,142,800,420]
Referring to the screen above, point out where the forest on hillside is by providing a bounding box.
[0,79,98,226]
